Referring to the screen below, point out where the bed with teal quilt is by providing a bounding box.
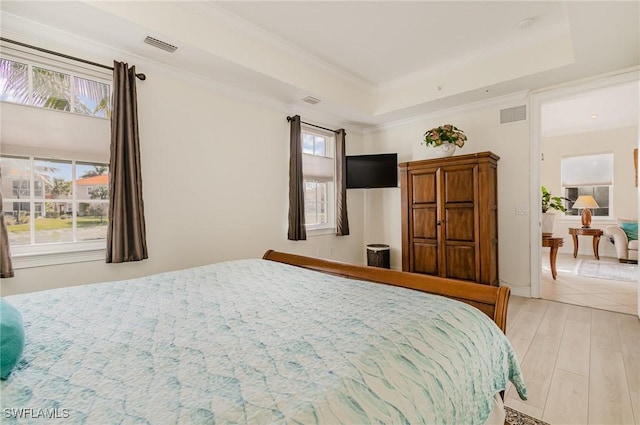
[1,251,527,424]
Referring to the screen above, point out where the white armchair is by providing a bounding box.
[604,224,638,263]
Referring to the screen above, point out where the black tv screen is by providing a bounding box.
[346,153,398,189]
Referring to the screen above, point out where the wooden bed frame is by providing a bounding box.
[263,250,511,333]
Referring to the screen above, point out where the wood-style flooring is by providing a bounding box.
[542,253,638,315]
[504,295,639,424]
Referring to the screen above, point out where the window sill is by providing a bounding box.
[306,227,336,237]
[11,242,106,269]
[557,217,618,226]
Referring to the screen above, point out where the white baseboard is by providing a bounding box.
[500,282,532,298]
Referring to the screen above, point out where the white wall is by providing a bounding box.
[541,126,639,258]
[2,22,635,298]
[362,97,533,292]
[1,60,367,295]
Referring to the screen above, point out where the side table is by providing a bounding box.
[542,236,563,280]
[568,228,603,260]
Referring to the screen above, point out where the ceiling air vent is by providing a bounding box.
[500,105,527,124]
[302,96,321,105]
[143,36,178,53]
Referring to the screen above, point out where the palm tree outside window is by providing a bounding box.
[1,57,111,118]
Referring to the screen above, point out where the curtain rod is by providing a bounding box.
[0,37,146,81]
[287,116,338,133]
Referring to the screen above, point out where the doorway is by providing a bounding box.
[530,72,639,316]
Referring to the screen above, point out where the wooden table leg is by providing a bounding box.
[550,244,559,280]
[593,234,600,260]
[571,233,579,258]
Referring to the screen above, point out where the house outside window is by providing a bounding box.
[561,153,613,218]
[1,52,111,268]
[1,156,110,247]
[302,127,335,230]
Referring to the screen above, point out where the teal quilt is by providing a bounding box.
[1,259,526,424]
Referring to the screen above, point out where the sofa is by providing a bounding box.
[604,220,638,263]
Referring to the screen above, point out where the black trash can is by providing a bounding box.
[366,244,390,269]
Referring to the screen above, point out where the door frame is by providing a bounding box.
[529,69,640,302]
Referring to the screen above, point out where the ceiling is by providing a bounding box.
[541,79,639,137]
[0,1,638,130]
[214,1,570,86]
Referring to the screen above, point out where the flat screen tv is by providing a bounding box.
[346,153,398,189]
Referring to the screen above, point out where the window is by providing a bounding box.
[1,53,111,268]
[561,153,613,217]
[0,58,111,118]
[1,155,109,259]
[302,127,335,230]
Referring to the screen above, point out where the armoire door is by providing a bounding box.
[439,164,478,281]
[410,170,439,275]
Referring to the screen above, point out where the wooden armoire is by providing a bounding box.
[399,151,499,285]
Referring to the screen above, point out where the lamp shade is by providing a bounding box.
[572,195,600,209]
[572,195,599,228]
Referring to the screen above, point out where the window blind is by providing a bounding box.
[302,153,334,182]
[561,153,613,186]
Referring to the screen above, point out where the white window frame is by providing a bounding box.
[1,52,112,119]
[1,51,111,269]
[302,126,336,234]
[2,155,109,269]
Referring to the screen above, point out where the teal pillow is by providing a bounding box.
[620,221,638,241]
[0,298,25,379]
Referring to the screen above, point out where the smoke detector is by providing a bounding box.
[143,36,178,53]
[518,18,536,30]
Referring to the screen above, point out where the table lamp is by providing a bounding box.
[572,195,599,228]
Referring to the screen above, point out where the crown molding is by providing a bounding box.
[363,90,530,135]
[378,20,570,93]
[177,2,374,94]
[530,66,640,97]
[0,13,368,135]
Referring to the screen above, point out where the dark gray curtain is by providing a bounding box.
[106,61,148,263]
[287,115,306,240]
[335,128,350,236]
[0,192,14,278]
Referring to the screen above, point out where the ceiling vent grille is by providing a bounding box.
[500,105,527,124]
[143,36,178,53]
[302,96,321,105]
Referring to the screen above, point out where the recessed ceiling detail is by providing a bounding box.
[0,1,637,128]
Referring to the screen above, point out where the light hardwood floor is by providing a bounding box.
[541,253,638,315]
[504,295,639,425]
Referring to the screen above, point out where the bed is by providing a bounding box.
[1,250,527,424]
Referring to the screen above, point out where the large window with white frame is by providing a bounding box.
[561,153,613,218]
[1,155,110,248]
[302,127,335,230]
[1,51,111,266]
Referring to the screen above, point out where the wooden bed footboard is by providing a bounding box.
[263,250,510,333]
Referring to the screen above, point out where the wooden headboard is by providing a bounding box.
[263,250,511,333]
